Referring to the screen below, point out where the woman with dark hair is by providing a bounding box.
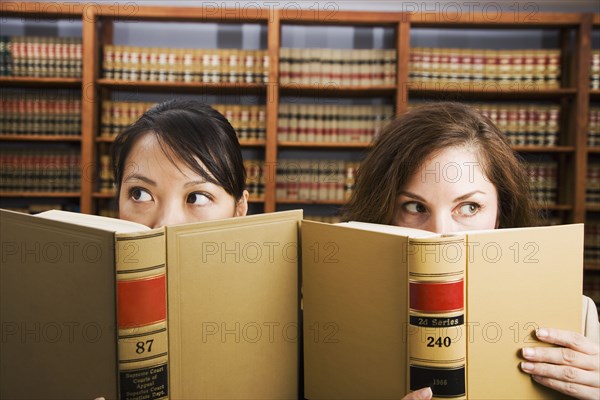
[343,103,599,400]
[112,98,248,228]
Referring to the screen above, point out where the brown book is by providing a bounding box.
[303,221,583,399]
[1,209,301,400]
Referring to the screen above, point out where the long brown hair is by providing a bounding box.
[342,102,538,228]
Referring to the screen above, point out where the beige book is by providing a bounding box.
[302,221,582,399]
[1,208,301,400]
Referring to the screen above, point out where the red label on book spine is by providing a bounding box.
[118,275,166,328]
[410,280,463,312]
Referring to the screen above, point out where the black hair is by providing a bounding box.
[112,98,246,201]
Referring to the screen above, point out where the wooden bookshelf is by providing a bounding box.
[276,198,347,205]
[280,84,397,97]
[0,77,82,87]
[96,79,267,94]
[1,4,84,211]
[278,142,371,149]
[2,3,598,227]
[409,84,578,100]
[0,192,81,198]
[0,135,81,142]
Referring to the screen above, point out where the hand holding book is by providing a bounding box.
[520,328,600,400]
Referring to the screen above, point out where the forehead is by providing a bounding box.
[410,146,491,188]
[125,132,202,177]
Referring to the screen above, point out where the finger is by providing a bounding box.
[521,361,600,387]
[535,328,599,356]
[403,387,433,400]
[522,346,599,371]
[530,374,600,400]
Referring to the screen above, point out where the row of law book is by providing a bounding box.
[0,91,81,136]
[100,101,267,141]
[98,154,113,194]
[525,161,558,205]
[212,104,267,141]
[0,148,81,192]
[102,45,269,84]
[591,50,600,89]
[244,159,265,200]
[584,222,600,267]
[475,103,560,147]
[409,47,561,87]
[583,274,600,308]
[0,208,583,400]
[278,104,394,144]
[279,48,397,86]
[587,107,600,147]
[275,159,359,202]
[0,36,82,78]
[586,162,600,205]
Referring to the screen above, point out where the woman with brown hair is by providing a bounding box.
[343,102,599,400]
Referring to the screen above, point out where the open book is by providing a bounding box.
[1,208,302,400]
[301,221,583,399]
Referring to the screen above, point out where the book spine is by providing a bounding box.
[407,236,467,399]
[115,230,169,400]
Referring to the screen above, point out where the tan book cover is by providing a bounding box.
[1,208,302,400]
[302,220,582,399]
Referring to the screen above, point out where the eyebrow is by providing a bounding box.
[124,175,211,189]
[124,174,157,186]
[400,190,486,203]
[183,180,210,188]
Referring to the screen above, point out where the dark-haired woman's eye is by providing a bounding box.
[187,192,210,206]
[130,187,152,202]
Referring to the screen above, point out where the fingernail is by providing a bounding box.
[521,362,534,372]
[536,328,548,338]
[416,387,433,399]
[522,347,535,358]
[531,375,541,381]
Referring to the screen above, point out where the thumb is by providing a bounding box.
[403,387,433,400]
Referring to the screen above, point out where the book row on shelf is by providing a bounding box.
[0,147,81,192]
[244,159,265,200]
[583,276,600,307]
[279,48,397,86]
[473,103,560,147]
[585,223,600,264]
[587,107,600,147]
[277,104,394,144]
[591,50,600,89]
[1,92,81,136]
[524,161,558,206]
[274,159,359,202]
[0,36,82,78]
[100,101,267,141]
[409,47,560,87]
[586,162,600,205]
[408,102,561,147]
[102,46,269,84]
